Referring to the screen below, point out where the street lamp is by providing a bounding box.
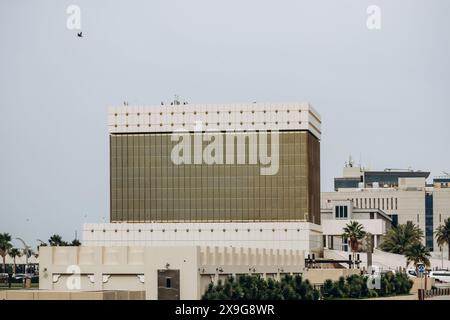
[15,237,31,276]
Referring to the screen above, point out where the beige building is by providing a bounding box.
[39,245,306,300]
[322,163,450,255]
[37,245,360,300]
[321,200,393,250]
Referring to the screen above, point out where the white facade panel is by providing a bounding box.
[82,222,323,253]
[108,102,321,139]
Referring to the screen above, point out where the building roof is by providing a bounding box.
[364,170,430,179]
[321,207,393,222]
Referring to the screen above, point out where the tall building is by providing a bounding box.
[83,102,323,253]
[322,161,450,253]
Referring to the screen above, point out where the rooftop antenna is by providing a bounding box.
[173,94,181,106]
[346,155,354,167]
[359,153,362,169]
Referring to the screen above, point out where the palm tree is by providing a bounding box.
[8,248,22,274]
[380,221,424,254]
[0,233,13,273]
[405,242,431,273]
[48,234,64,246]
[342,221,366,257]
[435,218,450,261]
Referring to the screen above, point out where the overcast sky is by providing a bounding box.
[1,0,449,246]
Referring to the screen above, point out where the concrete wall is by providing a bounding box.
[303,269,360,285]
[82,222,323,254]
[0,290,145,300]
[433,188,450,254]
[322,219,387,237]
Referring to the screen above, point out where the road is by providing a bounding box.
[427,295,450,300]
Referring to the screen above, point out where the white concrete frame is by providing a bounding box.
[108,102,321,139]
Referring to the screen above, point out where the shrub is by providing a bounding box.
[202,272,413,300]
[202,274,320,300]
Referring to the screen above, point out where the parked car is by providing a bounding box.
[406,269,417,278]
[429,270,450,283]
[13,273,28,280]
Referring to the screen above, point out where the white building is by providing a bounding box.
[321,200,393,251]
[38,245,359,300]
[322,162,450,255]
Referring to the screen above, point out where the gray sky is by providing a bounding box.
[1,0,449,246]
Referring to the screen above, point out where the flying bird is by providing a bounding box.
[77,32,83,37]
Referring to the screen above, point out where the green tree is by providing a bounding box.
[202,275,320,300]
[0,233,13,273]
[71,239,81,246]
[380,221,424,254]
[405,242,431,272]
[48,234,64,246]
[8,248,22,274]
[435,218,450,261]
[342,221,366,257]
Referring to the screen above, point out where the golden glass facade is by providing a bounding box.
[110,131,320,223]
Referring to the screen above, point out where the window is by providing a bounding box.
[391,214,398,227]
[335,206,348,219]
[165,278,172,288]
[342,238,349,252]
[370,212,374,219]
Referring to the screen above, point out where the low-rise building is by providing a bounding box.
[321,200,393,251]
[322,161,450,255]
